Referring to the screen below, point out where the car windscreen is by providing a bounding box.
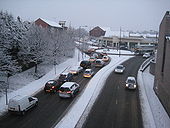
[127,79,135,84]
[117,66,123,69]
[84,71,90,74]
[59,75,66,79]
[81,61,88,64]
[96,61,101,64]
[59,87,70,92]
[45,81,56,87]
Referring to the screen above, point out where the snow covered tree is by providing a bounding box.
[19,24,47,73]
[0,11,21,75]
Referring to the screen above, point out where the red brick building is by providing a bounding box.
[89,26,106,37]
[35,18,62,29]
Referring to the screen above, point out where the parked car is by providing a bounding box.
[114,65,125,73]
[58,82,80,98]
[143,53,150,58]
[83,69,94,78]
[95,59,105,68]
[44,80,62,93]
[58,72,74,83]
[69,66,83,75]
[80,60,91,69]
[125,77,137,89]
[8,95,38,115]
[102,56,109,62]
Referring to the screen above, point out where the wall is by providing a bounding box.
[154,11,170,117]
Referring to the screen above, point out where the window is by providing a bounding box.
[28,97,34,102]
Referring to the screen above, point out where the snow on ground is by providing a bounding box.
[55,55,133,128]
[0,48,89,115]
[96,48,134,55]
[138,67,170,128]
[0,47,169,128]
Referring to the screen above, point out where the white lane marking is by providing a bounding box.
[116,99,118,104]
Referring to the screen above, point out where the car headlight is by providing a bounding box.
[126,84,128,87]
[134,85,136,88]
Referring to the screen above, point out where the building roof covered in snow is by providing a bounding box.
[35,18,62,28]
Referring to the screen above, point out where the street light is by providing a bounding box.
[119,27,122,57]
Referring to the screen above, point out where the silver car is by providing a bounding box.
[114,65,125,73]
[125,77,137,89]
[58,82,80,98]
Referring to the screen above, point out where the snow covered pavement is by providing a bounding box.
[55,55,132,128]
[0,48,169,128]
[138,67,170,128]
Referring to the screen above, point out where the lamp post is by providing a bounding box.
[78,25,87,62]
[119,27,122,57]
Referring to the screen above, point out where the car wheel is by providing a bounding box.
[70,93,74,98]
[35,101,38,106]
[21,110,25,116]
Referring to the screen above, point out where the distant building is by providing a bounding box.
[89,26,105,37]
[89,26,158,49]
[34,18,63,29]
[154,11,170,117]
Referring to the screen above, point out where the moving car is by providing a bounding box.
[69,65,83,75]
[143,53,150,58]
[58,72,74,83]
[80,60,91,69]
[125,76,137,89]
[8,95,38,115]
[58,82,80,98]
[44,80,61,93]
[83,69,94,78]
[102,56,109,62]
[89,56,96,63]
[114,65,125,73]
[95,59,105,68]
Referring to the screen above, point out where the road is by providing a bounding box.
[0,61,107,128]
[83,57,144,128]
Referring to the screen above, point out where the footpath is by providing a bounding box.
[138,65,170,128]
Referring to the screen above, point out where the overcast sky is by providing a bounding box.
[0,0,169,31]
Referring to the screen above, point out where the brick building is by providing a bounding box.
[89,26,106,37]
[35,18,62,29]
[154,11,170,116]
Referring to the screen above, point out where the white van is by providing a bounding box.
[8,95,38,115]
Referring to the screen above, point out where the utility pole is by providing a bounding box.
[119,27,122,57]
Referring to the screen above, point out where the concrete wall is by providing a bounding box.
[154,11,170,117]
[150,59,155,75]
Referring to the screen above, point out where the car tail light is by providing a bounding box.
[66,91,72,93]
[52,86,55,89]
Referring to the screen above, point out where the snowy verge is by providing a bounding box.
[137,71,156,128]
[142,67,170,128]
[0,48,89,116]
[55,55,132,128]
[138,61,170,128]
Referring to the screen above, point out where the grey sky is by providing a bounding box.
[0,0,169,31]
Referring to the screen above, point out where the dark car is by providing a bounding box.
[58,72,74,83]
[44,80,62,93]
[80,60,91,69]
